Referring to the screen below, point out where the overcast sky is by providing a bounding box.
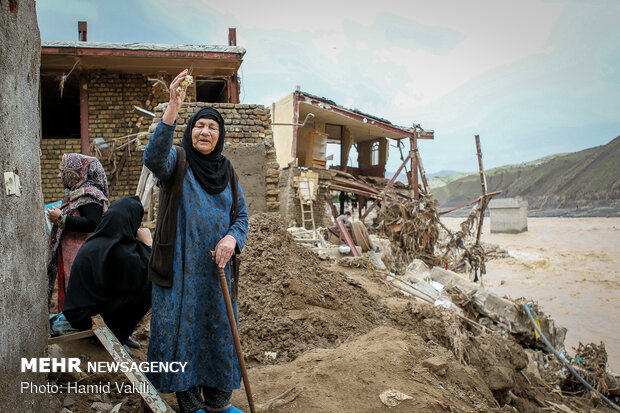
[36,0,620,174]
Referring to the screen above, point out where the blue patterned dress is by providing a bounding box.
[144,121,249,393]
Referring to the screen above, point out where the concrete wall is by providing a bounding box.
[489,198,528,233]
[0,1,49,411]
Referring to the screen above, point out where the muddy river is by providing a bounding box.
[442,217,620,373]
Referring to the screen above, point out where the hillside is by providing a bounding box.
[433,135,620,216]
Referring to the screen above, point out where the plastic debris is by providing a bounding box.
[379,389,413,407]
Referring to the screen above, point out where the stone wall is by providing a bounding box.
[0,1,49,411]
[148,102,279,214]
[279,166,333,229]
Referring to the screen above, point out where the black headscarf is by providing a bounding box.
[180,107,231,194]
[63,196,152,312]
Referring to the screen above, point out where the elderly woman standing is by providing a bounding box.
[144,69,249,413]
[47,153,109,311]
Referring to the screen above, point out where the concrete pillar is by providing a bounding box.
[489,198,528,233]
[0,1,49,411]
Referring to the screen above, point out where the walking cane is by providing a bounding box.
[210,251,256,413]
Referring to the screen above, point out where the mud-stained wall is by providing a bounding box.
[0,1,49,411]
[223,144,267,215]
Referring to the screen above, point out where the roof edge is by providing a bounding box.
[42,40,246,56]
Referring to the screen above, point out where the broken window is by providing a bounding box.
[40,74,80,139]
[195,78,228,103]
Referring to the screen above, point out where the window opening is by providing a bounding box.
[195,78,228,103]
[41,74,80,139]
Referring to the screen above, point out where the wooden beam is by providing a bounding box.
[48,330,94,345]
[328,185,382,199]
[42,47,244,61]
[91,316,175,413]
[298,94,420,138]
[326,193,360,257]
[79,74,89,155]
[438,191,502,215]
[360,152,412,220]
[414,148,429,195]
[474,134,488,247]
[411,137,418,200]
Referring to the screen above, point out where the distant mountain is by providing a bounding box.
[432,136,620,216]
[386,169,466,187]
[428,170,461,178]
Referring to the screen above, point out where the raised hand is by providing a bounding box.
[162,69,190,125]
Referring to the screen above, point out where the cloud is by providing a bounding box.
[36,0,620,174]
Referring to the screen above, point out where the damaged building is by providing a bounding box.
[271,90,433,228]
[39,23,278,214]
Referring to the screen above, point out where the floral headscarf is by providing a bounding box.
[59,153,109,208]
[47,153,110,300]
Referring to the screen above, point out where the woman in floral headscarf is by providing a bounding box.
[46,153,109,311]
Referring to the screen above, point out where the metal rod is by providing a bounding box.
[210,252,256,413]
[325,193,360,257]
[271,112,315,127]
[438,191,502,215]
[360,152,413,220]
[522,305,620,412]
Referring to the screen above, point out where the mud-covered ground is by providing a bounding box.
[50,214,617,412]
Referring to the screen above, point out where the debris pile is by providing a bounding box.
[237,214,619,411]
[375,195,490,278]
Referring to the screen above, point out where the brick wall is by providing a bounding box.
[39,74,278,212]
[40,138,81,203]
[87,73,171,201]
[40,72,189,202]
